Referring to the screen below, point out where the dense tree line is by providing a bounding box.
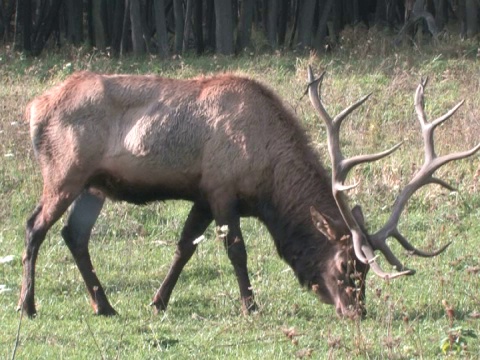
[0,0,478,57]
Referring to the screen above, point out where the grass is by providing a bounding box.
[1,33,480,358]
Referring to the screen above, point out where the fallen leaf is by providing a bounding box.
[469,311,480,319]
[282,327,297,339]
[466,266,480,274]
[296,348,313,358]
[0,255,14,264]
[0,285,12,294]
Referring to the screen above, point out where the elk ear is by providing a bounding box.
[310,206,337,242]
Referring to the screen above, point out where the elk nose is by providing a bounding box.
[336,304,364,320]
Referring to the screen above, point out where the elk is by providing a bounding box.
[19,68,479,319]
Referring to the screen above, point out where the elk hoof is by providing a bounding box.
[18,300,37,318]
[241,296,258,315]
[94,304,118,316]
[151,301,168,314]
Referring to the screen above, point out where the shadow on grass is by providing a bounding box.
[148,337,180,350]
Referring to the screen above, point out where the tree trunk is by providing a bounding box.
[183,0,193,52]
[130,0,146,55]
[92,0,107,50]
[297,0,316,49]
[23,0,32,52]
[31,0,63,55]
[289,0,301,48]
[121,0,132,55]
[375,0,388,26]
[205,0,216,51]
[352,0,360,24]
[111,0,125,55]
[173,0,184,54]
[458,0,467,37]
[433,0,448,31]
[236,0,253,51]
[267,0,278,49]
[1,0,16,42]
[331,0,341,41]
[465,0,478,37]
[214,0,234,55]
[65,0,83,45]
[193,0,204,54]
[154,0,169,57]
[313,0,334,50]
[277,0,290,46]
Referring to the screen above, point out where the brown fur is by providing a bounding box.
[19,71,367,318]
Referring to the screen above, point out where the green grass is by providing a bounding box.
[1,36,480,359]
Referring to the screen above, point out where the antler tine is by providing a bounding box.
[334,93,372,127]
[342,142,403,175]
[361,243,414,279]
[369,80,480,270]
[307,67,408,278]
[392,229,452,257]
[307,67,332,127]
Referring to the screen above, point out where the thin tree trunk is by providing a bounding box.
[277,0,289,46]
[433,0,448,31]
[173,0,184,54]
[92,0,107,50]
[111,0,125,55]
[193,0,204,54]
[31,0,63,55]
[465,0,478,37]
[65,0,83,45]
[183,0,193,52]
[130,0,146,54]
[236,0,253,51]
[331,0,341,42]
[297,0,316,49]
[313,0,334,50]
[23,0,32,52]
[214,0,234,55]
[154,0,169,57]
[267,0,278,49]
[121,0,132,55]
[205,0,215,51]
[289,0,301,48]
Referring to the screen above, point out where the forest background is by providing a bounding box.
[2,0,480,57]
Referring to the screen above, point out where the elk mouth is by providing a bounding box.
[312,277,366,319]
[335,296,365,320]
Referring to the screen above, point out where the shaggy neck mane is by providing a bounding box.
[260,150,341,287]
[252,83,344,287]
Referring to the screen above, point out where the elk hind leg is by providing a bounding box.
[60,189,117,315]
[19,189,79,317]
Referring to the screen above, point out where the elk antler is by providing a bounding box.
[307,66,480,279]
[367,78,480,272]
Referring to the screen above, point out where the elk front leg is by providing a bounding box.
[151,201,213,312]
[225,226,256,314]
[210,193,257,314]
[60,190,116,315]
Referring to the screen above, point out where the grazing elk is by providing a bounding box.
[19,68,479,319]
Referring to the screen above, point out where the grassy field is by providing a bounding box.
[1,34,480,359]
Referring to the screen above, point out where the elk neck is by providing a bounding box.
[255,136,346,288]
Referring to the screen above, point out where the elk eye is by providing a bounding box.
[340,262,347,272]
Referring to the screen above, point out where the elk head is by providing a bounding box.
[307,66,480,315]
